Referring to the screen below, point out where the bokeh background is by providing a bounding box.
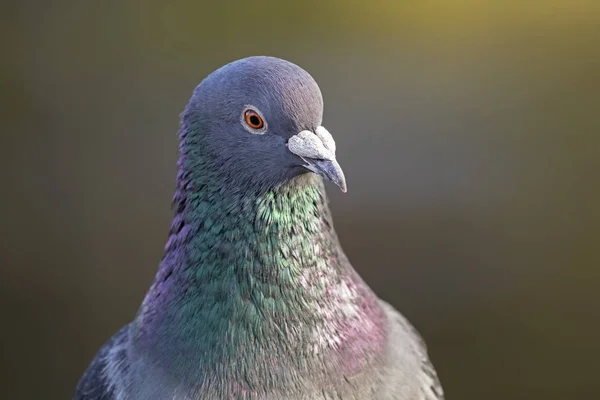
[2,1,599,399]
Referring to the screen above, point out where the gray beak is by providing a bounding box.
[301,158,347,193]
[287,127,347,192]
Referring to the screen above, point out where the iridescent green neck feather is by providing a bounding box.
[131,131,386,393]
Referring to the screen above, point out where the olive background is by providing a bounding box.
[2,1,599,399]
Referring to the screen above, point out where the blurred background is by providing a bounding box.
[2,1,599,399]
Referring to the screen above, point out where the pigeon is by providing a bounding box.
[74,56,444,400]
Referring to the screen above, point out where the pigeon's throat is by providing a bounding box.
[132,173,387,384]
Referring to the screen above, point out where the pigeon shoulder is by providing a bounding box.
[377,300,444,400]
[74,325,130,400]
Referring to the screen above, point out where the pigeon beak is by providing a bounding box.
[301,157,347,193]
[287,126,347,192]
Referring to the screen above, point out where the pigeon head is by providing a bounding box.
[180,56,346,193]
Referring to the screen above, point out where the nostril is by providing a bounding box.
[315,126,335,154]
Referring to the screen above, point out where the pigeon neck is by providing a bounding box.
[132,162,387,389]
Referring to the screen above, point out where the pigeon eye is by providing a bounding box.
[242,108,266,132]
[244,110,264,129]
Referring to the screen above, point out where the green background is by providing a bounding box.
[2,1,599,398]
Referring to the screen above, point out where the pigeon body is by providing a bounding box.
[75,56,443,400]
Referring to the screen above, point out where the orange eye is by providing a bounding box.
[244,109,264,130]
